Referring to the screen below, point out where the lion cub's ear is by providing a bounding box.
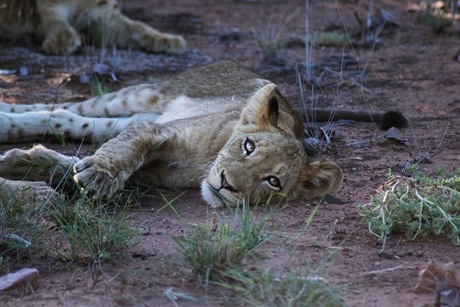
[299,161,343,199]
[239,83,280,130]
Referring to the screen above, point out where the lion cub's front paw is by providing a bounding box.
[42,26,81,55]
[1,180,58,206]
[73,157,124,199]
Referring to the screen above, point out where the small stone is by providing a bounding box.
[378,250,395,259]
[0,268,39,291]
[79,74,90,84]
[18,67,28,76]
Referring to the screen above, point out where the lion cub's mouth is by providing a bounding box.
[201,175,244,208]
[200,180,226,207]
[209,184,227,201]
[219,171,239,193]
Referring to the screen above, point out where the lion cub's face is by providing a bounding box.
[201,84,343,207]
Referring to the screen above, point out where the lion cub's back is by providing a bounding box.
[155,61,301,128]
[152,61,271,122]
[160,61,272,100]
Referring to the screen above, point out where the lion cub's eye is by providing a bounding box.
[242,138,256,155]
[266,176,281,189]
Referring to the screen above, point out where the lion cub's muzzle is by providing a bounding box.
[218,171,239,193]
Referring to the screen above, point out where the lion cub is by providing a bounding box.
[0,0,186,54]
[0,61,342,207]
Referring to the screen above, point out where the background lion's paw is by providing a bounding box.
[163,35,187,54]
[141,33,187,54]
[42,27,81,55]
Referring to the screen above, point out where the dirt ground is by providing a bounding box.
[0,0,459,306]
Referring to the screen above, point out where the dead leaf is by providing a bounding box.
[384,127,407,144]
[377,9,399,27]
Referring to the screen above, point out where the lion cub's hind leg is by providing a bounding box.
[0,84,165,118]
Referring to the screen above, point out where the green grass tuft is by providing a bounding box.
[48,192,137,262]
[89,74,111,97]
[172,204,272,286]
[254,26,289,63]
[217,267,344,307]
[0,186,137,263]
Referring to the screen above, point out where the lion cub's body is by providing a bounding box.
[0,0,186,54]
[0,61,342,207]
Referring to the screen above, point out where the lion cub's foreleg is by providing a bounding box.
[0,145,78,205]
[0,177,58,206]
[73,121,170,198]
[0,145,78,187]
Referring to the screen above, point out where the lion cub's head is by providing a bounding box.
[201,84,343,207]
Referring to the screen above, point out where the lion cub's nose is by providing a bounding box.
[219,171,238,192]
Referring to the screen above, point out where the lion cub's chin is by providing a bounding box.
[200,180,225,208]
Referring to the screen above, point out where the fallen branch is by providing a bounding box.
[360,265,418,276]
[294,108,408,129]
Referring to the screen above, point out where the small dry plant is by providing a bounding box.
[358,166,460,245]
[418,1,453,33]
[254,18,292,64]
[172,199,344,305]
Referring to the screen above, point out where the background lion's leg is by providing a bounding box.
[97,13,186,54]
[35,2,81,55]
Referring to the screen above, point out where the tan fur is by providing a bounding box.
[0,0,186,54]
[0,61,343,207]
